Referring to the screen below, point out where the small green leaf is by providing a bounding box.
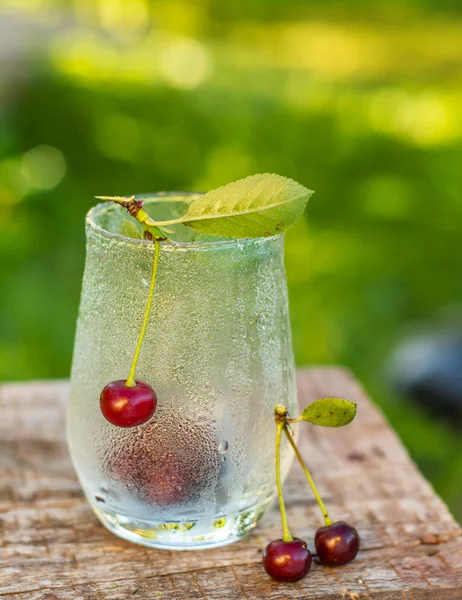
[120,219,142,239]
[300,398,357,427]
[153,174,313,238]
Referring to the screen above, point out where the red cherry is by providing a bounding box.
[100,380,157,427]
[263,538,312,582]
[315,521,360,566]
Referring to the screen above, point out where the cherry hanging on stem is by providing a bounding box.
[100,238,161,428]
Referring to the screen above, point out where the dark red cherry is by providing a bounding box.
[100,380,157,427]
[315,521,360,566]
[263,538,312,582]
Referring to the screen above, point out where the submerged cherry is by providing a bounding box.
[315,521,360,566]
[104,410,220,505]
[100,379,156,427]
[263,538,312,582]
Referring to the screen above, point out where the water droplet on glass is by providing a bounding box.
[218,440,229,454]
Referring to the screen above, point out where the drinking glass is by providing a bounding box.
[67,193,298,549]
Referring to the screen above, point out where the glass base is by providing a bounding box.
[92,498,272,550]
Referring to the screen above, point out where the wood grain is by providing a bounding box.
[1,368,461,599]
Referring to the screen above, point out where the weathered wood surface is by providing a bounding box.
[1,368,461,600]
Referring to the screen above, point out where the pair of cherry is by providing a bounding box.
[263,521,360,582]
[262,407,360,583]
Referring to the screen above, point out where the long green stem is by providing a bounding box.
[125,239,161,388]
[276,420,293,542]
[283,424,333,527]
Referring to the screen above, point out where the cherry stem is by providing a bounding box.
[275,420,293,542]
[125,239,161,388]
[283,424,333,527]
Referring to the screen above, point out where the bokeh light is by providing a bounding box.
[158,38,211,89]
[21,145,66,191]
[97,0,149,38]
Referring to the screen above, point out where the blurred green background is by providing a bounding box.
[0,1,461,519]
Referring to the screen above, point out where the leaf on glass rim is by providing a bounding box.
[300,398,357,427]
[152,174,314,239]
[120,219,142,239]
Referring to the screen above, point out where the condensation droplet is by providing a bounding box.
[218,440,229,455]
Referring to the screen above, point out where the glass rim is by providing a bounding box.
[86,191,283,250]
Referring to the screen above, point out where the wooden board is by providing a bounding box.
[1,368,461,599]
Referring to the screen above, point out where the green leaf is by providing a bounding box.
[155,174,314,238]
[120,219,142,239]
[300,398,357,427]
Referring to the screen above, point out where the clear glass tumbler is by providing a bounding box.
[67,193,298,550]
